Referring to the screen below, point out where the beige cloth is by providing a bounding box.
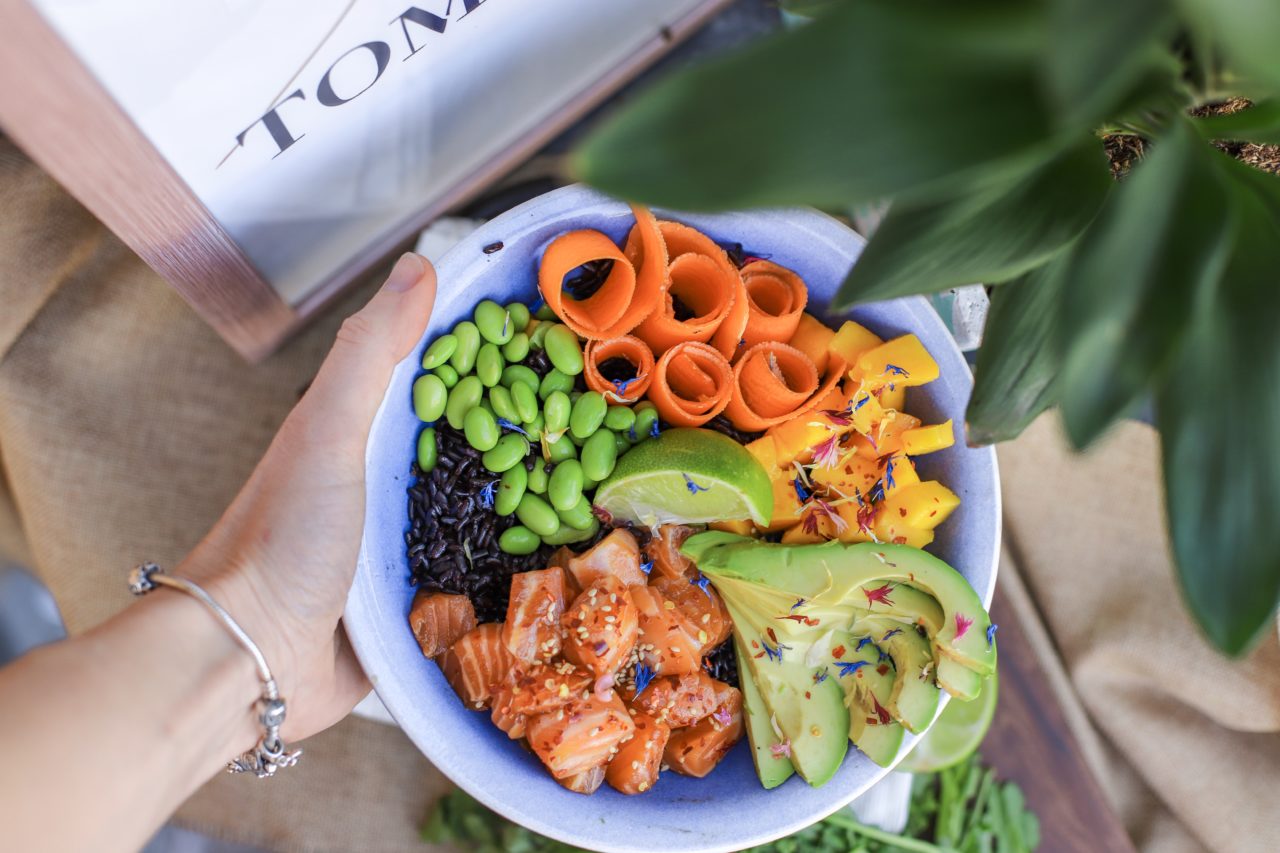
[1,137,1277,851]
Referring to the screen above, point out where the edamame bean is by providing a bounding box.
[535,303,556,320]
[570,391,607,440]
[557,496,596,531]
[412,374,447,423]
[614,432,629,456]
[495,464,527,516]
[489,385,519,423]
[581,429,618,481]
[538,368,574,400]
[445,375,483,429]
[476,343,504,387]
[516,493,560,537]
[581,473,599,491]
[544,391,572,435]
[499,525,541,555]
[474,299,514,345]
[463,406,499,451]
[501,364,539,393]
[524,413,544,442]
[544,324,585,376]
[422,334,457,369]
[548,460,585,512]
[542,517,599,545]
[483,434,528,472]
[544,432,577,463]
[506,302,531,334]
[502,332,529,363]
[511,381,539,424]
[528,321,551,350]
[633,406,660,440]
[527,461,549,494]
[478,399,495,417]
[434,364,459,388]
[604,405,635,433]
[416,427,437,472]
[449,321,481,374]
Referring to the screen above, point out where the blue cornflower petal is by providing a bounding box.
[478,481,499,509]
[987,624,998,647]
[683,474,709,494]
[632,663,656,697]
[496,418,528,436]
[835,660,869,678]
[640,560,654,576]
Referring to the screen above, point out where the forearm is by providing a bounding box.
[0,591,260,853]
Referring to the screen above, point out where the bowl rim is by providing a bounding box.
[345,184,1001,852]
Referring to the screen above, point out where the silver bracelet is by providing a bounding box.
[128,562,301,778]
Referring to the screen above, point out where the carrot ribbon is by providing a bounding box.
[584,336,656,404]
[723,342,846,432]
[739,259,808,351]
[648,342,734,428]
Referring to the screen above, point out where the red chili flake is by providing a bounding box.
[751,640,760,649]
[857,502,877,532]
[804,691,811,699]
[832,645,846,659]
[955,612,974,639]
[929,510,938,517]
[871,695,892,725]
[766,627,780,644]
[863,583,895,607]
[876,664,890,676]
[754,651,766,659]
[892,536,907,545]
[899,507,908,518]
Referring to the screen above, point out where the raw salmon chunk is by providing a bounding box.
[652,574,732,649]
[439,623,512,709]
[644,525,697,581]
[503,567,568,664]
[631,585,706,675]
[526,692,636,780]
[558,764,607,795]
[493,662,592,717]
[605,712,671,795]
[562,576,639,680]
[664,686,743,778]
[567,529,646,589]
[630,671,723,728]
[409,590,477,658]
[491,699,527,740]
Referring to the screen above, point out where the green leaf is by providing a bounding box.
[835,139,1109,308]
[1056,120,1236,449]
[966,258,1067,445]
[574,0,1055,211]
[1157,164,1280,655]
[1177,0,1280,89]
[1193,99,1280,145]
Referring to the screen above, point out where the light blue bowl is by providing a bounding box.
[346,185,1000,853]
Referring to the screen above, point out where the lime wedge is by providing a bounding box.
[594,428,773,527]
[898,670,998,773]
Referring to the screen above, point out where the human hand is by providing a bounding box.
[178,253,436,743]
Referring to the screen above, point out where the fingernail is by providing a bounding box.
[384,252,426,292]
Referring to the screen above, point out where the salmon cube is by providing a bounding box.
[562,576,639,679]
[527,693,636,780]
[630,671,723,728]
[439,623,512,710]
[493,662,593,717]
[567,529,646,588]
[547,546,583,599]
[663,686,743,778]
[651,574,731,649]
[409,591,477,658]
[558,764,607,795]
[605,712,670,795]
[502,567,568,664]
[631,586,705,675]
[644,525,697,581]
[491,700,527,740]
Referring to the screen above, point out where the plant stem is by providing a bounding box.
[822,813,946,853]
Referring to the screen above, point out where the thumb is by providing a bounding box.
[296,252,437,450]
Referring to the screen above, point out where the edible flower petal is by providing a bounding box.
[683,474,710,494]
[496,418,527,436]
[478,480,498,509]
[955,612,974,639]
[835,660,869,678]
[987,623,999,647]
[632,663,656,698]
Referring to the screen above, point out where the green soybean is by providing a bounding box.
[570,391,607,440]
[542,517,599,545]
[502,364,540,393]
[582,472,599,491]
[416,427,438,472]
[483,434,528,472]
[476,343,504,387]
[535,303,556,320]
[633,406,659,440]
[516,493,560,537]
[539,369,574,400]
[581,429,618,481]
[489,385,519,423]
[511,381,539,423]
[527,462,549,494]
[544,325,585,376]
[614,432,629,456]
[524,413,544,442]
[544,391,572,435]
[422,334,457,369]
[548,460,585,512]
[502,332,530,363]
[463,406,499,451]
[604,405,635,433]
[506,302,531,334]
[446,375,483,429]
[449,321,481,374]
[544,432,577,463]
[412,374,447,423]
[499,526,541,555]
[528,321,551,350]
[495,464,527,516]
[433,364,459,388]
[558,496,596,531]
[474,299,514,345]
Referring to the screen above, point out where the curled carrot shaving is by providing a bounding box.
[537,205,667,340]
[739,260,808,350]
[723,342,847,432]
[648,342,734,427]
[584,336,656,404]
[634,222,743,358]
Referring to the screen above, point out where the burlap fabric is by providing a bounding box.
[1,137,1276,852]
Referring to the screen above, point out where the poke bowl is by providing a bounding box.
[345,184,1000,853]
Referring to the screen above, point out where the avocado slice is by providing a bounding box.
[688,537,996,675]
[725,601,849,787]
[851,580,945,634]
[850,616,939,734]
[734,634,795,789]
[935,655,984,701]
[830,631,904,767]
